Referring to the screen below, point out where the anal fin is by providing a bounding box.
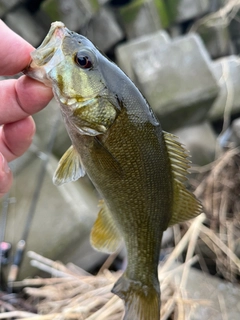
[90,201,122,254]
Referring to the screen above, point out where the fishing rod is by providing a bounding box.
[7,113,60,288]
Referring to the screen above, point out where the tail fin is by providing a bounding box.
[112,275,160,320]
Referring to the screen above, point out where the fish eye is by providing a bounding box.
[75,51,93,69]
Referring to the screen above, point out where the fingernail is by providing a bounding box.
[0,153,10,174]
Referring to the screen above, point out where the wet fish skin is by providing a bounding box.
[24,22,202,320]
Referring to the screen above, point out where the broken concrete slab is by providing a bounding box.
[83,5,124,52]
[0,0,19,17]
[116,0,162,39]
[173,264,240,320]
[132,33,219,131]
[218,118,240,148]
[192,15,232,58]
[172,0,210,23]
[41,0,99,32]
[116,30,171,81]
[3,154,100,280]
[209,56,240,121]
[229,3,240,54]
[173,122,219,166]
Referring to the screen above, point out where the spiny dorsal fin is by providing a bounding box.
[53,145,85,186]
[90,200,122,254]
[163,131,202,225]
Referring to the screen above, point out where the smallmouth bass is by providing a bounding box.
[25,22,202,320]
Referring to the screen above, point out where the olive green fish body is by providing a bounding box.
[25,22,202,320]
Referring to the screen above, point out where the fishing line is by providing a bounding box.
[7,112,61,287]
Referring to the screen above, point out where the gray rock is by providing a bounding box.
[4,7,47,46]
[41,0,99,32]
[132,33,219,131]
[116,30,171,81]
[83,5,124,52]
[232,118,240,145]
[173,264,240,320]
[209,56,240,121]
[0,0,18,17]
[117,0,162,40]
[172,0,210,23]
[218,118,240,148]
[208,0,225,12]
[229,4,240,54]
[3,154,100,280]
[173,122,219,166]
[192,16,232,58]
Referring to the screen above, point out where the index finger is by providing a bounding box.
[0,20,33,75]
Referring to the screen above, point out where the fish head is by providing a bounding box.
[25,22,112,124]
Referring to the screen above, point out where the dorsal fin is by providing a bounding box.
[90,200,122,253]
[163,131,202,225]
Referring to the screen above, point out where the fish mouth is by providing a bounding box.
[23,21,70,85]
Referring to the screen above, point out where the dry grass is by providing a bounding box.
[193,147,240,282]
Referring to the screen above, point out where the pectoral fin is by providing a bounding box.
[53,145,85,186]
[163,131,202,226]
[90,200,122,253]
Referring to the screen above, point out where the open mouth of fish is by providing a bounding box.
[23,21,69,87]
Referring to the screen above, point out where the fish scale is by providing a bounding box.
[24,21,202,320]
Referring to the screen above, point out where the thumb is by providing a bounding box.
[0,153,12,197]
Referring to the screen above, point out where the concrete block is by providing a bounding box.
[83,5,124,52]
[173,122,219,166]
[173,263,240,320]
[4,7,47,46]
[192,16,232,58]
[132,33,219,131]
[229,4,240,53]
[41,0,99,32]
[2,154,100,280]
[0,0,18,17]
[209,56,240,121]
[208,0,225,12]
[116,30,171,81]
[171,0,210,23]
[232,118,240,146]
[218,118,240,148]
[117,0,162,39]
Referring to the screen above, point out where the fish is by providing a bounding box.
[24,21,202,320]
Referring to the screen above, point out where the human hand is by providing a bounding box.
[0,20,53,197]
